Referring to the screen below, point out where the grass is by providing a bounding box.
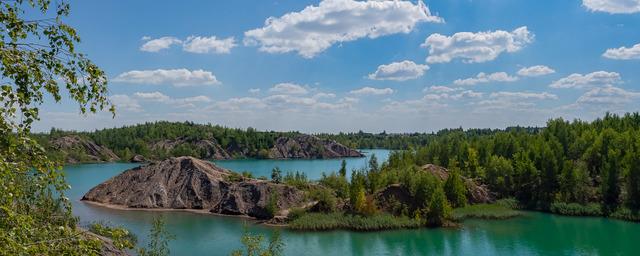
[288,212,423,231]
[549,202,603,216]
[452,203,522,221]
[610,207,640,222]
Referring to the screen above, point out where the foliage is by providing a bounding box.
[282,171,308,189]
[308,188,337,213]
[452,204,522,220]
[230,226,284,256]
[549,202,603,216]
[0,0,114,254]
[88,222,137,250]
[319,171,349,198]
[288,212,423,231]
[138,217,175,256]
[444,169,467,208]
[610,207,640,222]
[339,159,347,177]
[265,191,279,219]
[426,186,452,226]
[271,167,282,184]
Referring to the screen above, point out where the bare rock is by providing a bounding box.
[82,157,305,219]
[421,164,492,204]
[51,135,120,163]
[130,155,145,163]
[151,137,232,160]
[268,135,363,159]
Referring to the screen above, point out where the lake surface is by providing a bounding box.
[63,149,640,255]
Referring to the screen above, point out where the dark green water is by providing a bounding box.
[64,150,640,255]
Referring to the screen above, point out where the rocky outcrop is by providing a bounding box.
[151,137,232,160]
[421,164,492,203]
[51,135,120,164]
[130,155,146,163]
[268,135,363,159]
[82,157,305,219]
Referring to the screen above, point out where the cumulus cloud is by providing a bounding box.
[603,43,640,60]
[212,92,355,112]
[183,36,237,54]
[549,71,621,89]
[422,26,533,64]
[577,85,640,105]
[268,83,309,95]
[133,91,211,108]
[140,36,182,52]
[517,65,556,77]
[113,69,220,86]
[141,36,236,54]
[110,94,142,112]
[243,0,443,58]
[248,88,261,94]
[583,0,640,14]
[422,90,483,101]
[489,91,558,100]
[423,86,462,93]
[454,72,519,86]
[367,61,429,81]
[350,87,394,96]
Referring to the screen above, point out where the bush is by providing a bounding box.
[610,207,640,222]
[549,202,603,216]
[287,207,307,221]
[319,172,349,198]
[89,222,137,250]
[453,204,522,220]
[309,188,337,213]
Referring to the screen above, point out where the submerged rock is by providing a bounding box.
[51,135,119,164]
[82,157,305,219]
[268,135,363,159]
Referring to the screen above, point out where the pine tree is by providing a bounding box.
[339,159,347,177]
[427,186,452,226]
[271,167,282,184]
[626,149,640,211]
[444,170,467,208]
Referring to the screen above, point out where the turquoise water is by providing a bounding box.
[63,150,640,255]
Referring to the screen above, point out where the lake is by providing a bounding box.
[63,149,640,255]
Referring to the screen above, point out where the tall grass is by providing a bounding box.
[288,213,423,231]
[453,204,522,220]
[549,202,603,216]
[610,207,640,222]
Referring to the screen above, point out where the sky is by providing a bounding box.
[35,0,640,133]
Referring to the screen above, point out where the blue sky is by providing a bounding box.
[36,0,640,133]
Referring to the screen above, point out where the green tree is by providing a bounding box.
[444,169,467,208]
[354,187,367,214]
[339,159,347,177]
[271,167,282,184]
[427,186,452,226]
[369,153,379,173]
[602,149,622,214]
[231,228,284,256]
[139,217,176,256]
[626,148,640,211]
[0,0,113,254]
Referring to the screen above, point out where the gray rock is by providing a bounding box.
[268,135,363,159]
[82,157,305,219]
[51,135,120,163]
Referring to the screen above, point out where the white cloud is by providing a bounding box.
[243,0,443,58]
[577,85,640,105]
[269,83,309,95]
[549,71,621,89]
[583,0,640,14]
[517,65,556,77]
[213,97,266,111]
[603,43,640,60]
[113,69,221,86]
[422,26,533,63]
[249,88,261,94]
[423,86,463,93]
[134,91,171,102]
[133,91,211,109]
[110,94,142,112]
[140,37,182,52]
[350,87,394,96]
[454,72,518,86]
[182,36,237,54]
[422,90,483,101]
[367,60,429,81]
[490,91,558,100]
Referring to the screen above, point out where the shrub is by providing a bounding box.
[610,207,640,222]
[453,204,522,220]
[88,222,137,250]
[549,202,603,216]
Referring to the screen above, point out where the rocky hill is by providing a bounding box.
[268,135,364,159]
[50,135,120,164]
[82,157,307,219]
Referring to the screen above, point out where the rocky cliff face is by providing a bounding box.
[82,157,305,219]
[51,135,120,164]
[268,135,363,159]
[151,137,233,160]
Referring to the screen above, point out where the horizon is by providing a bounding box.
[33,0,640,133]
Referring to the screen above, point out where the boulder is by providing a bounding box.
[82,157,305,219]
[51,135,120,163]
[268,135,363,159]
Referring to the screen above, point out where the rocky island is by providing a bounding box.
[82,157,308,219]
